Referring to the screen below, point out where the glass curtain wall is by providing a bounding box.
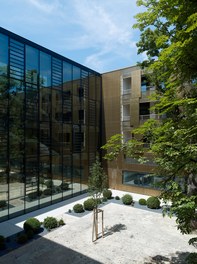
[0,29,101,222]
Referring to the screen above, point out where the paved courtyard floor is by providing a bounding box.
[0,190,196,264]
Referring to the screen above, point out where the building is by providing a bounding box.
[102,66,161,196]
[0,27,101,222]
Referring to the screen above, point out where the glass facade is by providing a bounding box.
[0,28,101,222]
[122,171,162,189]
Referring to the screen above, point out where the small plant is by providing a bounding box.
[185,252,197,264]
[83,198,95,211]
[122,194,133,205]
[139,198,147,206]
[0,200,7,208]
[23,217,41,234]
[103,189,112,199]
[146,196,160,209]
[43,188,52,196]
[45,179,54,188]
[58,219,65,226]
[17,233,28,244]
[73,203,84,213]
[102,197,108,203]
[115,196,120,200]
[68,209,72,213]
[0,235,6,250]
[27,191,42,201]
[60,182,69,190]
[43,217,58,231]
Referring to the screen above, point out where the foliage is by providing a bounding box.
[88,157,108,207]
[122,194,133,205]
[0,235,6,250]
[43,217,58,231]
[17,233,28,244]
[0,200,7,208]
[102,197,108,203]
[43,188,53,196]
[185,253,197,264]
[73,203,84,213]
[60,182,69,190]
[103,189,112,199]
[139,198,147,206]
[101,134,124,161]
[23,217,41,234]
[115,196,120,200]
[83,198,95,211]
[45,179,54,189]
[58,219,65,226]
[146,196,160,209]
[27,191,42,201]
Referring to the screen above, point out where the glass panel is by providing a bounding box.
[122,171,162,189]
[0,76,8,220]
[26,45,39,84]
[0,33,8,76]
[9,79,25,217]
[40,52,51,87]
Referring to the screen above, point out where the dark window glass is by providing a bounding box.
[0,33,8,76]
[26,45,39,84]
[63,62,72,82]
[40,52,51,87]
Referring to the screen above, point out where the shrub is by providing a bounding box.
[0,200,7,208]
[102,197,108,202]
[103,189,112,199]
[139,198,147,206]
[43,188,52,196]
[122,194,133,205]
[23,217,41,234]
[45,179,54,188]
[83,198,95,211]
[43,217,58,231]
[27,191,42,201]
[60,182,69,190]
[146,196,160,209]
[58,219,65,226]
[0,235,6,250]
[185,253,197,264]
[115,196,120,200]
[73,203,84,213]
[17,233,28,244]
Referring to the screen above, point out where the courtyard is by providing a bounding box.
[0,190,196,264]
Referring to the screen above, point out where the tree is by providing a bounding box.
[88,157,108,241]
[104,0,197,245]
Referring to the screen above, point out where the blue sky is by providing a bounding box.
[0,0,145,73]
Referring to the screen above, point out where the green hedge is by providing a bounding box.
[83,198,95,211]
[122,194,133,205]
[43,217,58,231]
[23,217,41,234]
[73,203,84,213]
[146,196,160,209]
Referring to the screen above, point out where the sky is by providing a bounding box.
[0,0,145,73]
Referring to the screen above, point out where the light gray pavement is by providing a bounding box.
[0,190,196,264]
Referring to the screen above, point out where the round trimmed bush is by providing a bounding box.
[43,188,52,196]
[83,198,95,211]
[115,196,120,200]
[60,182,69,190]
[73,203,84,213]
[122,194,133,205]
[27,191,42,201]
[102,197,108,202]
[17,233,28,244]
[139,198,147,206]
[23,217,41,234]
[43,217,58,231]
[185,253,197,264]
[45,179,54,188]
[146,196,160,209]
[0,235,6,250]
[58,219,65,226]
[103,189,112,199]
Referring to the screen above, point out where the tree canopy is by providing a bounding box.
[103,0,197,244]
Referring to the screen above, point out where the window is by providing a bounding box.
[122,104,130,121]
[122,171,162,189]
[123,77,131,94]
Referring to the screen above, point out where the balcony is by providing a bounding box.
[139,114,163,124]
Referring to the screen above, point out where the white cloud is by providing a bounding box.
[28,0,58,13]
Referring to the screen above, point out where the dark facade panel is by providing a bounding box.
[0,27,101,222]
